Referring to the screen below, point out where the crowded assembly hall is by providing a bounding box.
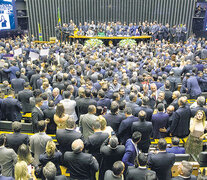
[0,0,207,179]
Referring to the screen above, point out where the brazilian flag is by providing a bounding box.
[58,7,61,26]
[38,23,43,41]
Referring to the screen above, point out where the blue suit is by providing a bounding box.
[152,112,169,139]
[53,94,63,105]
[187,76,201,98]
[97,98,111,109]
[122,139,138,167]
[166,146,185,154]
[3,66,19,82]
[118,116,139,144]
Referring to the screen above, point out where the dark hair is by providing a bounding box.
[129,93,136,101]
[0,134,6,146]
[119,101,126,111]
[37,120,46,132]
[33,89,42,98]
[112,92,120,101]
[48,101,55,108]
[172,137,180,146]
[132,131,142,143]
[96,106,103,116]
[12,121,22,133]
[112,161,124,176]
[98,89,105,98]
[85,88,91,98]
[109,136,119,149]
[142,96,149,106]
[66,118,75,129]
[138,110,146,121]
[64,91,71,99]
[110,102,119,114]
[41,93,48,101]
[138,153,148,166]
[124,107,132,115]
[157,103,164,112]
[16,71,21,78]
[35,97,43,105]
[158,138,167,150]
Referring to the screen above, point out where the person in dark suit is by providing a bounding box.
[85,120,109,164]
[78,88,97,116]
[11,71,25,94]
[43,161,68,180]
[152,103,169,139]
[17,82,33,113]
[1,90,22,121]
[122,131,142,169]
[167,71,178,92]
[166,137,185,154]
[170,97,191,138]
[186,73,201,99]
[97,89,111,109]
[126,153,156,180]
[181,60,193,76]
[171,91,181,111]
[126,93,139,114]
[99,136,125,180]
[43,101,56,134]
[30,67,41,90]
[32,97,44,132]
[63,139,99,180]
[191,96,207,118]
[52,88,63,105]
[131,110,152,153]
[148,138,175,180]
[133,96,153,122]
[104,161,125,180]
[6,122,29,153]
[171,161,197,180]
[3,61,19,82]
[103,101,124,135]
[56,118,84,155]
[118,107,138,142]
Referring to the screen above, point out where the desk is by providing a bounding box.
[69,35,152,45]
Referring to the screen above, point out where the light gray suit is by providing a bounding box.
[0,147,17,177]
[79,113,98,139]
[30,132,52,166]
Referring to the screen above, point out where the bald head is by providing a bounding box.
[178,96,187,107]
[167,105,175,115]
[71,139,84,153]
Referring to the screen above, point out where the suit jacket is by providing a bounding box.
[79,113,98,139]
[170,106,191,138]
[152,112,169,139]
[133,106,153,122]
[63,151,99,180]
[126,101,139,114]
[126,167,156,180]
[53,94,63,105]
[97,98,111,109]
[187,76,201,98]
[54,175,68,180]
[148,152,175,180]
[103,113,124,135]
[30,132,52,166]
[32,106,44,132]
[3,66,19,81]
[118,116,139,144]
[122,139,138,167]
[0,147,17,177]
[77,97,97,116]
[99,138,125,180]
[56,129,84,155]
[43,107,56,134]
[171,99,179,111]
[11,78,25,94]
[30,73,41,90]
[171,175,197,180]
[166,146,185,154]
[18,89,33,113]
[131,120,152,151]
[104,170,123,180]
[1,97,22,121]
[6,132,29,153]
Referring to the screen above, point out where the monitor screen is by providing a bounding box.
[0,0,16,30]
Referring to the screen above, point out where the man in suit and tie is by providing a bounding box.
[6,122,29,153]
[152,103,169,139]
[52,88,62,105]
[17,82,33,113]
[171,161,197,180]
[85,120,109,164]
[3,61,19,82]
[170,97,191,138]
[11,71,25,94]
[32,97,44,132]
[79,105,98,139]
[122,131,142,169]
[30,67,41,90]
[126,153,156,180]
[56,118,84,155]
[97,89,111,109]
[0,134,17,177]
[148,138,175,180]
[118,107,139,145]
[126,93,139,114]
[186,73,201,99]
[63,139,99,180]
[166,137,185,154]
[131,110,152,153]
[1,90,22,122]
